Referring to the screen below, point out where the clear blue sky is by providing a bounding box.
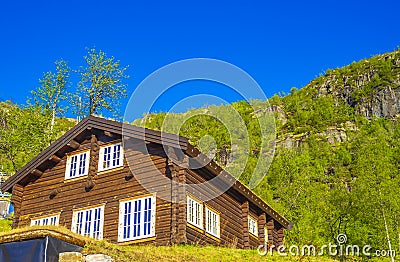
[0,0,399,120]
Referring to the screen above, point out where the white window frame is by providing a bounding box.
[71,205,105,240]
[248,215,258,237]
[65,150,90,180]
[98,142,124,172]
[205,206,220,238]
[187,195,203,229]
[30,214,59,226]
[118,195,156,242]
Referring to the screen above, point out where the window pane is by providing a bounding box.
[79,153,86,175]
[70,155,77,177]
[119,196,155,241]
[113,144,121,167]
[84,210,92,237]
[77,212,83,235]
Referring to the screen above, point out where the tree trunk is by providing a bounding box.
[379,189,394,262]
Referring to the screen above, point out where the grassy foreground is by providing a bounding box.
[83,241,340,262]
[0,219,12,232]
[0,224,392,261]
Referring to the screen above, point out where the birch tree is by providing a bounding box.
[31,59,70,141]
[75,48,129,118]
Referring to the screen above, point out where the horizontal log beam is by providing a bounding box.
[31,169,43,178]
[67,140,80,150]
[48,155,61,163]
[104,131,114,137]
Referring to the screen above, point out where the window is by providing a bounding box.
[98,143,123,171]
[65,151,89,179]
[205,207,220,238]
[118,195,156,242]
[71,205,104,240]
[187,195,203,229]
[31,215,59,226]
[248,216,258,237]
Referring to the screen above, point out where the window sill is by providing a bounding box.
[249,233,258,240]
[97,166,124,175]
[187,222,204,233]
[205,232,221,242]
[64,175,88,183]
[118,236,156,245]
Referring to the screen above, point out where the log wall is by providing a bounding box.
[15,134,172,245]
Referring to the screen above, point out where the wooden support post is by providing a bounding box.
[266,217,274,248]
[11,184,24,228]
[242,201,250,249]
[169,146,187,245]
[258,213,266,246]
[276,224,284,247]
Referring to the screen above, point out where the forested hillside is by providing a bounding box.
[135,48,400,251]
[0,101,74,175]
[1,48,400,253]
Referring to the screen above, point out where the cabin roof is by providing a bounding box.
[0,116,291,229]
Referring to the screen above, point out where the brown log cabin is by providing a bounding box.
[0,116,291,249]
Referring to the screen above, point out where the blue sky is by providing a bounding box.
[0,0,399,120]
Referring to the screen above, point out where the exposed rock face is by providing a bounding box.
[311,50,400,119]
[266,105,287,125]
[355,86,400,118]
[320,127,347,144]
[276,133,308,148]
[276,121,356,148]
[316,84,400,119]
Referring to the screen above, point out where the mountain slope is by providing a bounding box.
[135,48,400,251]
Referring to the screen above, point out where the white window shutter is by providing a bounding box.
[98,147,104,171]
[84,151,90,176]
[151,196,156,236]
[65,156,71,179]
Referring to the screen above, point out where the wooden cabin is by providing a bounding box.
[0,116,291,249]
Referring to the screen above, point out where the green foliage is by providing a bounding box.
[132,49,400,253]
[280,88,355,134]
[76,48,129,118]
[0,101,74,175]
[29,59,71,144]
[0,219,12,232]
[310,48,400,103]
[30,59,71,116]
[2,47,400,257]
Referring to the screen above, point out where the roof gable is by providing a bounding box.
[1,116,291,229]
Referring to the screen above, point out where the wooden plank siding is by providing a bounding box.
[185,169,245,249]
[4,116,289,249]
[15,134,173,245]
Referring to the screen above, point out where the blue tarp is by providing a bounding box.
[0,236,82,262]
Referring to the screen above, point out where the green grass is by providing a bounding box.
[0,225,392,261]
[0,219,12,232]
[83,241,393,262]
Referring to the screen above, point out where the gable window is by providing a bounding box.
[65,150,90,180]
[118,195,156,242]
[187,195,203,229]
[71,205,104,240]
[248,215,258,237]
[205,206,220,238]
[31,215,59,226]
[99,143,123,172]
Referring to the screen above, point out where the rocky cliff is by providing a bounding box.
[309,49,400,119]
